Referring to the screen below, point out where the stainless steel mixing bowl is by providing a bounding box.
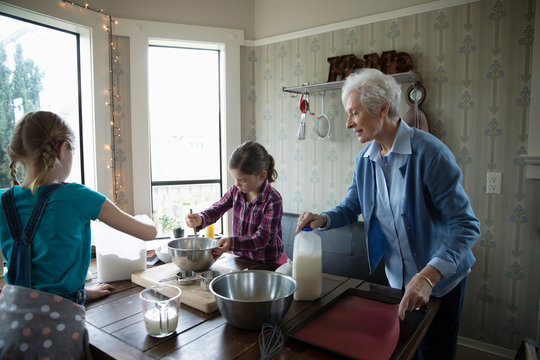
[209,270,297,331]
[167,237,219,272]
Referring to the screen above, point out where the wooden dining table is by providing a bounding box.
[80,251,439,360]
[0,251,439,359]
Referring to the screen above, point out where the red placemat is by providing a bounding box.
[292,295,400,360]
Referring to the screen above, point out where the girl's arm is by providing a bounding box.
[97,199,157,240]
[197,186,235,229]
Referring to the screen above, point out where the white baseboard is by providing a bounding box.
[458,336,517,359]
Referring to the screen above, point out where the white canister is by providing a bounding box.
[292,227,322,301]
[92,221,147,282]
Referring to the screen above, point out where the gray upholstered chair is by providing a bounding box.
[281,212,387,285]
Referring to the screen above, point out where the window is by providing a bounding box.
[148,45,222,237]
[0,13,83,188]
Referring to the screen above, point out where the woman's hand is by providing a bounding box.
[295,212,327,233]
[398,267,441,320]
[185,212,202,228]
[212,237,231,259]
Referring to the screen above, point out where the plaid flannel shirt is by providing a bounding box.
[199,180,283,263]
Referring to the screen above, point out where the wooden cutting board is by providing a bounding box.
[131,262,235,313]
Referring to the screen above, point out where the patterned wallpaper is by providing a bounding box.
[240,0,539,350]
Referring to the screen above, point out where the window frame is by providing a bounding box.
[0,3,108,192]
[114,19,242,233]
[147,44,223,187]
[0,11,85,184]
[148,44,224,232]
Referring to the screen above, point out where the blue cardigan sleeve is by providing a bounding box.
[411,134,480,277]
[322,152,366,229]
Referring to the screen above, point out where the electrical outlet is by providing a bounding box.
[486,172,502,194]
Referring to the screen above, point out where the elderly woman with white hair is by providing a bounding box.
[296,68,480,360]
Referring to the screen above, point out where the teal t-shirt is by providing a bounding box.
[0,183,106,296]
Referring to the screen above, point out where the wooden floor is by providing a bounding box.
[456,344,513,360]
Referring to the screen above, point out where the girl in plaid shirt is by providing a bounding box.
[185,141,284,264]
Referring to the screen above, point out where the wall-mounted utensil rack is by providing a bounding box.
[282,71,421,95]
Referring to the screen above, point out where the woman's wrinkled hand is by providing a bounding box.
[295,212,327,233]
[398,271,438,320]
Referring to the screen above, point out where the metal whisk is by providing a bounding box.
[258,323,284,360]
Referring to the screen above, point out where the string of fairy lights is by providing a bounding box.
[60,0,121,205]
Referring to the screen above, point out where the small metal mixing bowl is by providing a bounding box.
[209,270,297,331]
[168,237,219,272]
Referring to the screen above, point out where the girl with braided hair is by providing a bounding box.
[0,111,156,358]
[185,141,285,264]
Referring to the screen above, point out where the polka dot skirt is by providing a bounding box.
[0,284,91,359]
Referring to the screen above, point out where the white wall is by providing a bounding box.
[73,0,255,40]
[253,0,438,39]
[2,0,453,42]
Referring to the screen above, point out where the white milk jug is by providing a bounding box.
[292,227,322,301]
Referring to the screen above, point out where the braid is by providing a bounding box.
[30,140,58,193]
[42,140,58,170]
[9,160,20,186]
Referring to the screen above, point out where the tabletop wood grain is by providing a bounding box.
[0,251,439,359]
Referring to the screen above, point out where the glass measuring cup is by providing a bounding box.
[140,285,181,338]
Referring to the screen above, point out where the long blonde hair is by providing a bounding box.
[7,111,75,194]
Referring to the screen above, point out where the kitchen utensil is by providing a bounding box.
[140,284,181,338]
[314,92,331,140]
[297,114,306,140]
[200,270,220,290]
[289,287,400,360]
[159,270,198,285]
[297,93,313,141]
[209,270,297,330]
[168,237,219,272]
[132,263,218,313]
[259,323,285,360]
[190,209,201,250]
